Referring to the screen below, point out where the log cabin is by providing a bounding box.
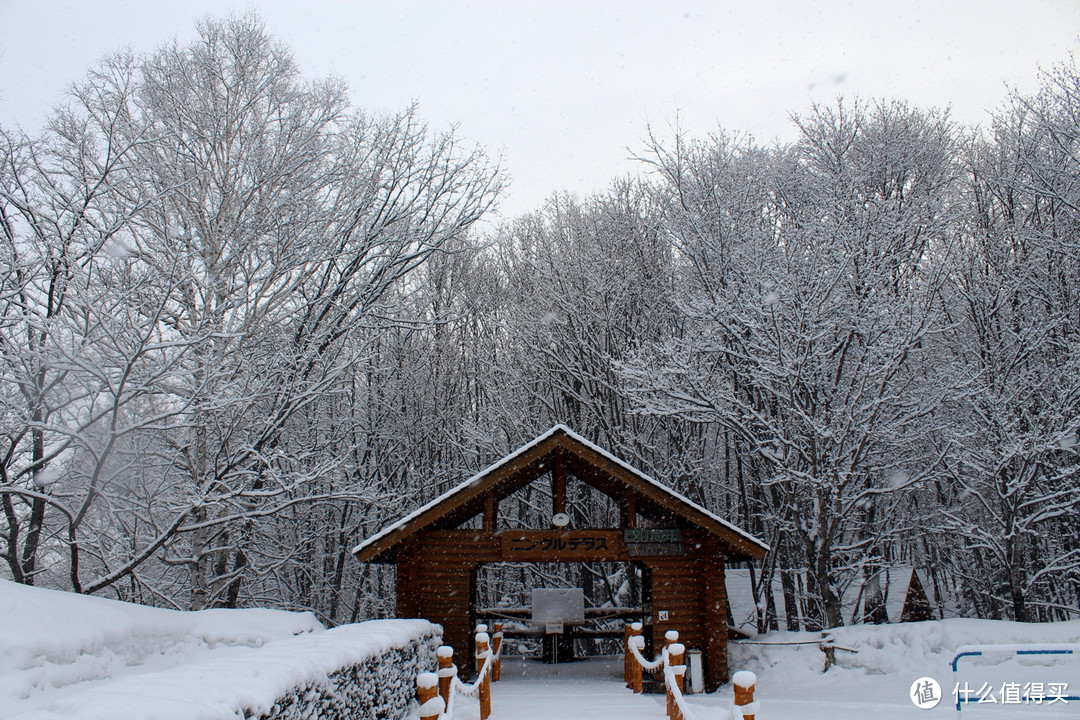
[351,425,768,691]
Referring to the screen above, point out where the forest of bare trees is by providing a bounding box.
[2,16,1077,629]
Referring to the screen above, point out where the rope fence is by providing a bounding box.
[624,622,760,720]
[417,622,505,720]
[417,620,761,719]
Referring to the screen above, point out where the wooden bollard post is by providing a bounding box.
[661,629,679,687]
[417,672,444,720]
[667,642,685,720]
[629,634,644,693]
[475,629,489,675]
[493,622,503,682]
[673,665,687,720]
[476,631,492,720]
[626,622,643,688]
[436,645,455,708]
[732,670,759,720]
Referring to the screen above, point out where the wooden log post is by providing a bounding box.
[667,642,685,720]
[821,631,836,672]
[417,672,444,720]
[625,621,644,688]
[661,629,679,687]
[492,622,504,682]
[732,670,759,720]
[476,631,492,720]
[629,633,644,693]
[475,626,488,675]
[436,645,455,708]
[672,665,687,720]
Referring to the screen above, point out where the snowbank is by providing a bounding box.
[732,618,1080,678]
[1,580,440,720]
[730,618,1080,716]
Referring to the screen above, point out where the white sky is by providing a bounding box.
[2,0,1079,220]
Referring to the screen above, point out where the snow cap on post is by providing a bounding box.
[732,670,757,689]
[437,645,455,659]
[417,672,439,690]
[665,630,680,642]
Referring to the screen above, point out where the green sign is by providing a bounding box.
[623,528,685,556]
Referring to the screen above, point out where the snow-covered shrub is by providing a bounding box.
[2,578,441,720]
[249,622,441,720]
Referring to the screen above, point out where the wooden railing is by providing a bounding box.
[624,622,759,720]
[418,622,504,720]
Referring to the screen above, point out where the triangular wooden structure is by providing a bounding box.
[899,569,934,623]
[352,425,768,691]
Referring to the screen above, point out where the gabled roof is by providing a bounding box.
[352,425,769,563]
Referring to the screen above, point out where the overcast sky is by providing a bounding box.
[2,1,1079,220]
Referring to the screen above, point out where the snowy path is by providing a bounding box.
[448,656,733,720]
[444,654,1080,720]
[448,656,662,720]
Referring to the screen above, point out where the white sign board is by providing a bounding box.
[531,588,585,624]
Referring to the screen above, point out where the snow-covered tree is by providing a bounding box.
[938,56,1080,621]
[0,67,179,589]
[624,101,961,629]
[2,15,501,614]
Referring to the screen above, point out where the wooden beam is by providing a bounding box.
[621,491,637,528]
[395,541,421,617]
[552,448,567,518]
[483,493,498,532]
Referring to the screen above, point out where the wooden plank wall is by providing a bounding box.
[642,535,729,691]
[395,528,729,687]
[646,557,706,652]
[702,550,728,690]
[401,531,501,673]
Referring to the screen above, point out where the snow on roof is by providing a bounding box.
[560,424,768,552]
[351,424,769,558]
[351,425,567,557]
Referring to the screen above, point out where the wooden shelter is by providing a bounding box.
[351,425,768,691]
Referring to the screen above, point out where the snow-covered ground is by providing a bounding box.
[729,620,1080,718]
[0,579,433,719]
[446,621,1080,719]
[3,578,1077,719]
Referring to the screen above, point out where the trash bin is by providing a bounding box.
[686,649,704,694]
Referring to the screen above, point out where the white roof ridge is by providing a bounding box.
[352,424,769,557]
[550,425,768,552]
[351,425,568,556]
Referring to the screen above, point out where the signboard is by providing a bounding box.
[546,622,564,635]
[623,528,686,557]
[532,588,585,624]
[501,530,623,561]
